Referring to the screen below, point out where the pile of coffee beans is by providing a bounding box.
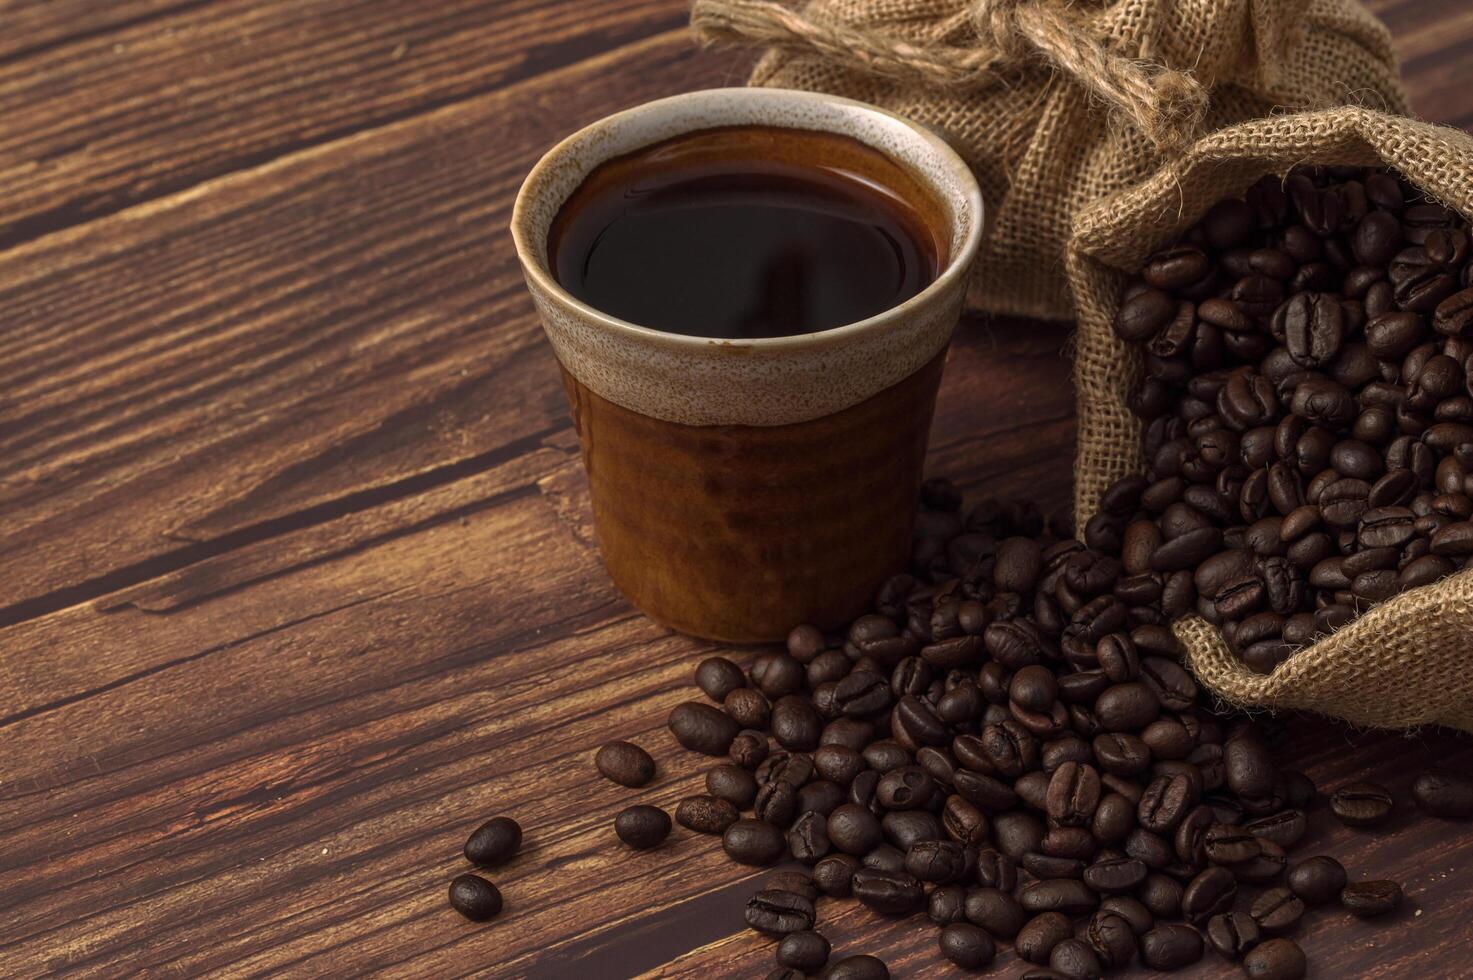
[621,468,1467,975]
[1110,166,1473,671]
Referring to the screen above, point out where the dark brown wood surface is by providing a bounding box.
[2,1,1471,976]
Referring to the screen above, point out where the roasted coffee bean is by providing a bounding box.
[1249,886,1305,934]
[1095,683,1160,731]
[1139,873,1184,918]
[707,764,759,808]
[1017,911,1073,963]
[1085,909,1137,968]
[676,795,739,835]
[1137,773,1195,833]
[1019,879,1099,916]
[448,873,503,921]
[669,702,739,755]
[745,889,816,935]
[798,779,846,817]
[731,730,771,770]
[881,809,941,850]
[825,954,889,980]
[776,930,830,972]
[876,766,935,810]
[973,848,1018,891]
[1139,923,1204,970]
[463,816,522,868]
[993,810,1046,860]
[1049,938,1103,980]
[1287,855,1347,906]
[1206,910,1261,959]
[826,803,883,855]
[1329,781,1395,827]
[788,811,831,863]
[723,818,787,866]
[905,840,966,883]
[1046,761,1101,826]
[1341,879,1403,917]
[943,795,991,846]
[1411,767,1473,818]
[1092,793,1137,845]
[935,921,995,969]
[1181,866,1237,925]
[755,780,799,826]
[964,886,1028,938]
[595,741,657,788]
[1244,809,1307,848]
[1082,856,1147,893]
[614,805,671,850]
[851,868,924,915]
[1243,938,1307,980]
[928,883,968,925]
[724,688,772,731]
[696,656,747,702]
[813,853,860,897]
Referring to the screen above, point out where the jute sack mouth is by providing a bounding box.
[692,0,1406,322]
[1068,107,1473,733]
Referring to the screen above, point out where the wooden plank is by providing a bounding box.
[0,32,750,620]
[0,0,204,61]
[1365,0,1473,126]
[0,0,693,246]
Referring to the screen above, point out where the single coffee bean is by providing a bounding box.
[1329,781,1395,827]
[448,873,503,921]
[1016,911,1073,963]
[1085,909,1137,969]
[1411,767,1473,818]
[724,688,772,730]
[614,804,671,850]
[825,954,889,980]
[1286,855,1347,906]
[723,818,787,866]
[1181,866,1238,925]
[1243,938,1307,980]
[1019,879,1098,917]
[1204,823,1261,864]
[731,730,771,770]
[776,930,830,972]
[1139,873,1184,918]
[1206,910,1261,959]
[695,656,746,701]
[1249,886,1305,934]
[1082,855,1147,893]
[851,868,924,915]
[1049,938,1103,980]
[904,839,966,883]
[973,847,1018,891]
[928,883,968,925]
[707,764,758,808]
[668,702,739,755]
[939,922,997,969]
[788,810,832,863]
[964,886,1028,938]
[1341,879,1403,917]
[1139,923,1204,970]
[745,888,816,935]
[813,853,860,896]
[1244,809,1307,848]
[595,741,657,788]
[463,816,522,868]
[755,779,799,826]
[675,795,739,835]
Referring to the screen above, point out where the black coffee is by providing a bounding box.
[548,125,941,339]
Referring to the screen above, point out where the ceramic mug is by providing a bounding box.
[512,88,983,642]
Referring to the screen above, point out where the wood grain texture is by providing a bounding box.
[2,0,1472,977]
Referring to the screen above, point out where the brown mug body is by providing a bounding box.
[512,88,983,641]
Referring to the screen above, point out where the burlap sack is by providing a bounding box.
[1069,107,1473,732]
[690,0,1406,322]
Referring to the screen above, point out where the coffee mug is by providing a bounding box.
[512,88,983,642]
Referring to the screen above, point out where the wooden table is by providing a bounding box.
[3,2,1472,976]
